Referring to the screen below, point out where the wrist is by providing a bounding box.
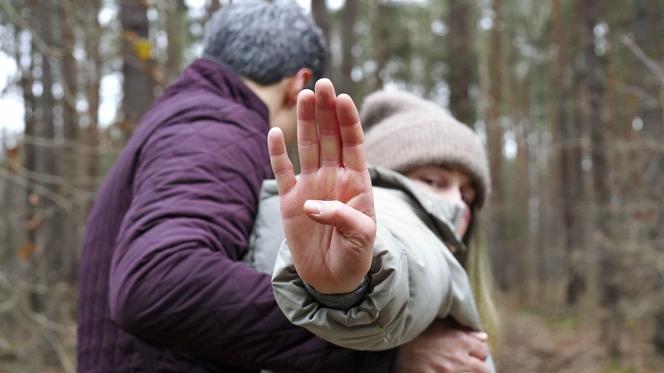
[307,274,367,294]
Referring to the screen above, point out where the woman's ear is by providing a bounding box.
[284,68,313,107]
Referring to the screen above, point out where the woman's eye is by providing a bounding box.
[419,177,436,186]
[433,174,450,189]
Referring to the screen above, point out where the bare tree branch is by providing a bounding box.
[620,35,664,86]
[0,0,62,59]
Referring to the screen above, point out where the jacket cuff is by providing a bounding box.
[303,276,370,311]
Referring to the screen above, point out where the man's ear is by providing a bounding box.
[284,68,313,107]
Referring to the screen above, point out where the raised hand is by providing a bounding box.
[267,79,375,294]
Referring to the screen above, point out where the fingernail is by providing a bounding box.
[304,200,323,215]
[474,332,488,341]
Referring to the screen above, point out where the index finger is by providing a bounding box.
[267,127,296,195]
[336,94,367,172]
[468,337,489,361]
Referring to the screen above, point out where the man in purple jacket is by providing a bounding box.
[78,1,489,372]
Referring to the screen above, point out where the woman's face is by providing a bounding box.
[406,165,476,237]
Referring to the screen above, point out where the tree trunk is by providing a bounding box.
[371,2,389,91]
[36,0,65,282]
[24,0,62,320]
[84,0,102,208]
[486,0,503,202]
[59,0,80,283]
[485,0,506,290]
[656,312,664,355]
[311,0,331,78]
[203,0,222,25]
[579,0,618,358]
[16,7,36,249]
[632,0,664,356]
[551,0,588,306]
[339,0,358,96]
[1,128,15,261]
[166,0,188,83]
[446,0,475,126]
[120,0,156,139]
[516,74,533,299]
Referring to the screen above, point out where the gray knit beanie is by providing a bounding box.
[203,0,326,85]
[361,90,491,209]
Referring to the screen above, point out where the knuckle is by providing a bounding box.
[298,137,318,147]
[335,202,349,218]
[273,166,293,178]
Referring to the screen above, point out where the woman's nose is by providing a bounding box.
[446,186,463,204]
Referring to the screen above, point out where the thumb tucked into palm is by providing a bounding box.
[267,79,376,294]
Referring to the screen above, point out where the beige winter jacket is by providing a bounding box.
[244,166,486,351]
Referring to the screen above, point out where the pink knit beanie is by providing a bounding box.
[361,90,491,209]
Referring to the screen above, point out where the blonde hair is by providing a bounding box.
[464,215,500,347]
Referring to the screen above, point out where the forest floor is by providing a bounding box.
[2,296,664,372]
[494,298,664,373]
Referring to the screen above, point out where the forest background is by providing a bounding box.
[0,0,663,372]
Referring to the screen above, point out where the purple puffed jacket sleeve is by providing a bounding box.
[106,107,396,371]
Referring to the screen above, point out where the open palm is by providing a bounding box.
[267,79,376,294]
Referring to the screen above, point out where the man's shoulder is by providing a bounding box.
[153,88,259,125]
[144,90,267,146]
[127,81,271,178]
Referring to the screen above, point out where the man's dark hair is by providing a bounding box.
[203,0,327,85]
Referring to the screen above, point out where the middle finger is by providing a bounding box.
[315,79,342,167]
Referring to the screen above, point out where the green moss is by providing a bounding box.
[602,360,637,373]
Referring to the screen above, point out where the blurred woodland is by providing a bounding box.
[0,0,663,372]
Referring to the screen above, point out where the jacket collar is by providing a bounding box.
[260,166,468,259]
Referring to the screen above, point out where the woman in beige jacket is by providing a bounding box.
[249,80,498,371]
